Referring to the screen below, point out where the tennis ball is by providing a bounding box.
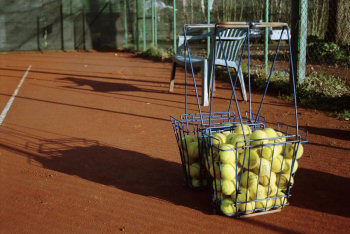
[191,178,202,188]
[178,135,193,149]
[260,145,283,161]
[272,197,288,209]
[204,150,219,170]
[255,198,273,210]
[212,178,222,191]
[263,128,278,138]
[238,149,260,170]
[275,131,286,142]
[228,134,247,151]
[249,130,269,146]
[265,184,278,197]
[232,187,250,203]
[249,184,267,200]
[282,159,298,174]
[240,170,258,188]
[209,161,221,178]
[254,158,271,177]
[189,162,201,178]
[276,173,294,190]
[219,144,236,165]
[212,132,227,148]
[285,143,304,160]
[221,163,236,181]
[220,198,236,216]
[271,155,284,173]
[225,133,237,143]
[238,201,255,214]
[187,141,199,161]
[222,179,236,196]
[259,171,277,186]
[234,124,252,136]
[222,123,234,135]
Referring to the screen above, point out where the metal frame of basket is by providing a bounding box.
[179,22,309,217]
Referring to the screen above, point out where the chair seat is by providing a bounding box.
[173,54,206,66]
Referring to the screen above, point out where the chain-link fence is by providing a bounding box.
[0,0,349,82]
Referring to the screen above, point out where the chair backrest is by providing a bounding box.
[176,30,214,56]
[214,28,247,66]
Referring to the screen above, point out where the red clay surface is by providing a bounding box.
[0,51,349,233]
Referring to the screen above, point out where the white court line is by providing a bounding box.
[0,65,32,126]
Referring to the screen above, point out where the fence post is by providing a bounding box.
[155,1,157,48]
[124,0,128,48]
[207,0,210,57]
[143,0,146,51]
[264,0,269,74]
[37,16,41,51]
[173,0,176,52]
[82,8,86,50]
[135,0,139,50]
[291,0,308,84]
[151,0,154,47]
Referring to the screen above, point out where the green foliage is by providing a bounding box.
[334,110,350,120]
[307,36,350,65]
[215,65,350,113]
[137,46,173,62]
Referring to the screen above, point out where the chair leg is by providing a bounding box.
[201,60,209,106]
[169,62,176,92]
[238,68,247,101]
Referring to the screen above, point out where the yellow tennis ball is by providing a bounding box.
[220,198,236,216]
[275,131,286,142]
[234,124,252,136]
[239,149,260,170]
[259,171,277,186]
[238,201,255,214]
[272,197,288,209]
[285,143,304,160]
[254,158,271,177]
[260,145,283,161]
[249,184,267,200]
[191,178,202,188]
[219,144,236,165]
[276,173,294,190]
[221,163,236,181]
[222,179,236,196]
[188,162,201,178]
[228,134,247,150]
[232,187,250,202]
[249,130,269,146]
[212,178,222,191]
[209,161,221,178]
[271,155,284,173]
[212,132,227,148]
[255,198,273,210]
[178,135,193,149]
[187,141,199,161]
[240,170,258,188]
[265,184,278,197]
[282,159,298,174]
[263,128,278,138]
[225,133,237,143]
[222,123,234,135]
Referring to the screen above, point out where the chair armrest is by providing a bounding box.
[177,31,215,54]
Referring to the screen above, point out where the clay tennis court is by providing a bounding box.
[0,51,349,233]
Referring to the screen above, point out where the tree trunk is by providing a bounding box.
[336,0,350,45]
[325,0,338,42]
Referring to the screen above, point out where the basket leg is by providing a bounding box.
[169,62,176,92]
[201,60,209,106]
